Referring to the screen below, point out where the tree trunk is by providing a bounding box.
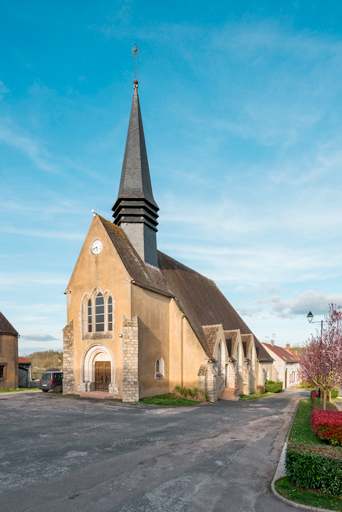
[323,393,327,410]
[329,390,332,402]
[320,388,323,404]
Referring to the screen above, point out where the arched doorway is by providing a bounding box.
[78,343,116,393]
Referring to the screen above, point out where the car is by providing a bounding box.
[39,371,63,393]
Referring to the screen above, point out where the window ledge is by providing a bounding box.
[82,332,114,341]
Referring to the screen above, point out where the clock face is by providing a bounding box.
[91,239,103,255]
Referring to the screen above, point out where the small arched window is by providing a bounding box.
[108,296,113,331]
[88,299,92,333]
[155,357,165,379]
[95,293,105,332]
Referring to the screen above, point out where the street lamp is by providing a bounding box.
[307,311,324,340]
[307,311,325,401]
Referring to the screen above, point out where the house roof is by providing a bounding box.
[203,325,221,355]
[18,357,31,364]
[262,343,299,363]
[0,312,18,335]
[100,216,273,361]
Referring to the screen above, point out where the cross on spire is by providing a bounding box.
[130,43,141,88]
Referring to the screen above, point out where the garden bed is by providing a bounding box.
[279,398,342,503]
[139,393,202,406]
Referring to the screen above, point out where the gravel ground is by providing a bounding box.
[0,389,307,511]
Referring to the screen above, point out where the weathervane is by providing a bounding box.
[130,42,141,88]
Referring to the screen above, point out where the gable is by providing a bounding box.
[0,312,18,335]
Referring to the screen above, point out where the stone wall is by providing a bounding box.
[242,360,250,395]
[122,315,139,403]
[63,320,74,394]
[197,362,217,402]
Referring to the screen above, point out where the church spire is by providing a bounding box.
[112,55,159,267]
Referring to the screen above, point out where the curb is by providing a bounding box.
[271,398,333,512]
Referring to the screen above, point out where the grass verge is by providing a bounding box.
[275,476,342,511]
[0,387,39,393]
[289,398,325,445]
[140,393,201,406]
[239,392,274,401]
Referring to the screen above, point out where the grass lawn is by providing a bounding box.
[289,398,326,445]
[239,392,275,401]
[0,387,39,393]
[140,393,201,406]
[275,476,342,511]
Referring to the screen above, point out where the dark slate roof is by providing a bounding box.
[262,343,299,363]
[0,312,18,335]
[113,88,158,211]
[100,216,273,361]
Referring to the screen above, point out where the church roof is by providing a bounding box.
[100,216,272,361]
[0,312,18,335]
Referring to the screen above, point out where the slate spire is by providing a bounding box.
[112,80,159,267]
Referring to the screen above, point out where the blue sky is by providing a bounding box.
[1,1,342,354]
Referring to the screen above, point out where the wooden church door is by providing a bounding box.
[95,361,111,391]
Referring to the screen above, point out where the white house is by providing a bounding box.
[262,342,300,388]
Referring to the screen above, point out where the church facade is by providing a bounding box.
[63,78,274,402]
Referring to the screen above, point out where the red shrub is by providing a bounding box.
[311,409,342,446]
[311,393,319,402]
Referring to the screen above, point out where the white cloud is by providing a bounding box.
[21,333,60,342]
[0,81,10,100]
[236,306,263,317]
[0,121,62,174]
[270,290,342,318]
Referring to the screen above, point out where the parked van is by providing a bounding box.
[39,371,63,393]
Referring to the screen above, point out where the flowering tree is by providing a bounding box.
[300,304,342,410]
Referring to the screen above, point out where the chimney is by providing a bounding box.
[286,343,290,351]
[271,340,274,346]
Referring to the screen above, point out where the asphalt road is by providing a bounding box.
[0,389,307,512]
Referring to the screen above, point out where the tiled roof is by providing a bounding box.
[203,325,221,354]
[100,216,273,361]
[262,343,299,363]
[18,357,31,363]
[0,312,18,335]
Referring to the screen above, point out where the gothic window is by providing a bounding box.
[155,357,165,379]
[95,293,105,332]
[88,299,92,333]
[108,296,113,331]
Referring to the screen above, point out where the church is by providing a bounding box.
[63,77,274,402]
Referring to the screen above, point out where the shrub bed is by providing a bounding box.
[265,380,282,393]
[286,444,342,496]
[311,409,342,446]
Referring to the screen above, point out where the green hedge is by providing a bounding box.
[286,445,342,495]
[265,380,282,393]
[332,389,339,399]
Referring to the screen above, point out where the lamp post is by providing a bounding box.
[307,311,325,402]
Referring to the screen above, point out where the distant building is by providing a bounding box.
[0,312,19,390]
[18,357,32,387]
[262,341,300,388]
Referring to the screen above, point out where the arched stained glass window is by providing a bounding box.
[95,293,105,332]
[88,299,92,333]
[108,296,113,331]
